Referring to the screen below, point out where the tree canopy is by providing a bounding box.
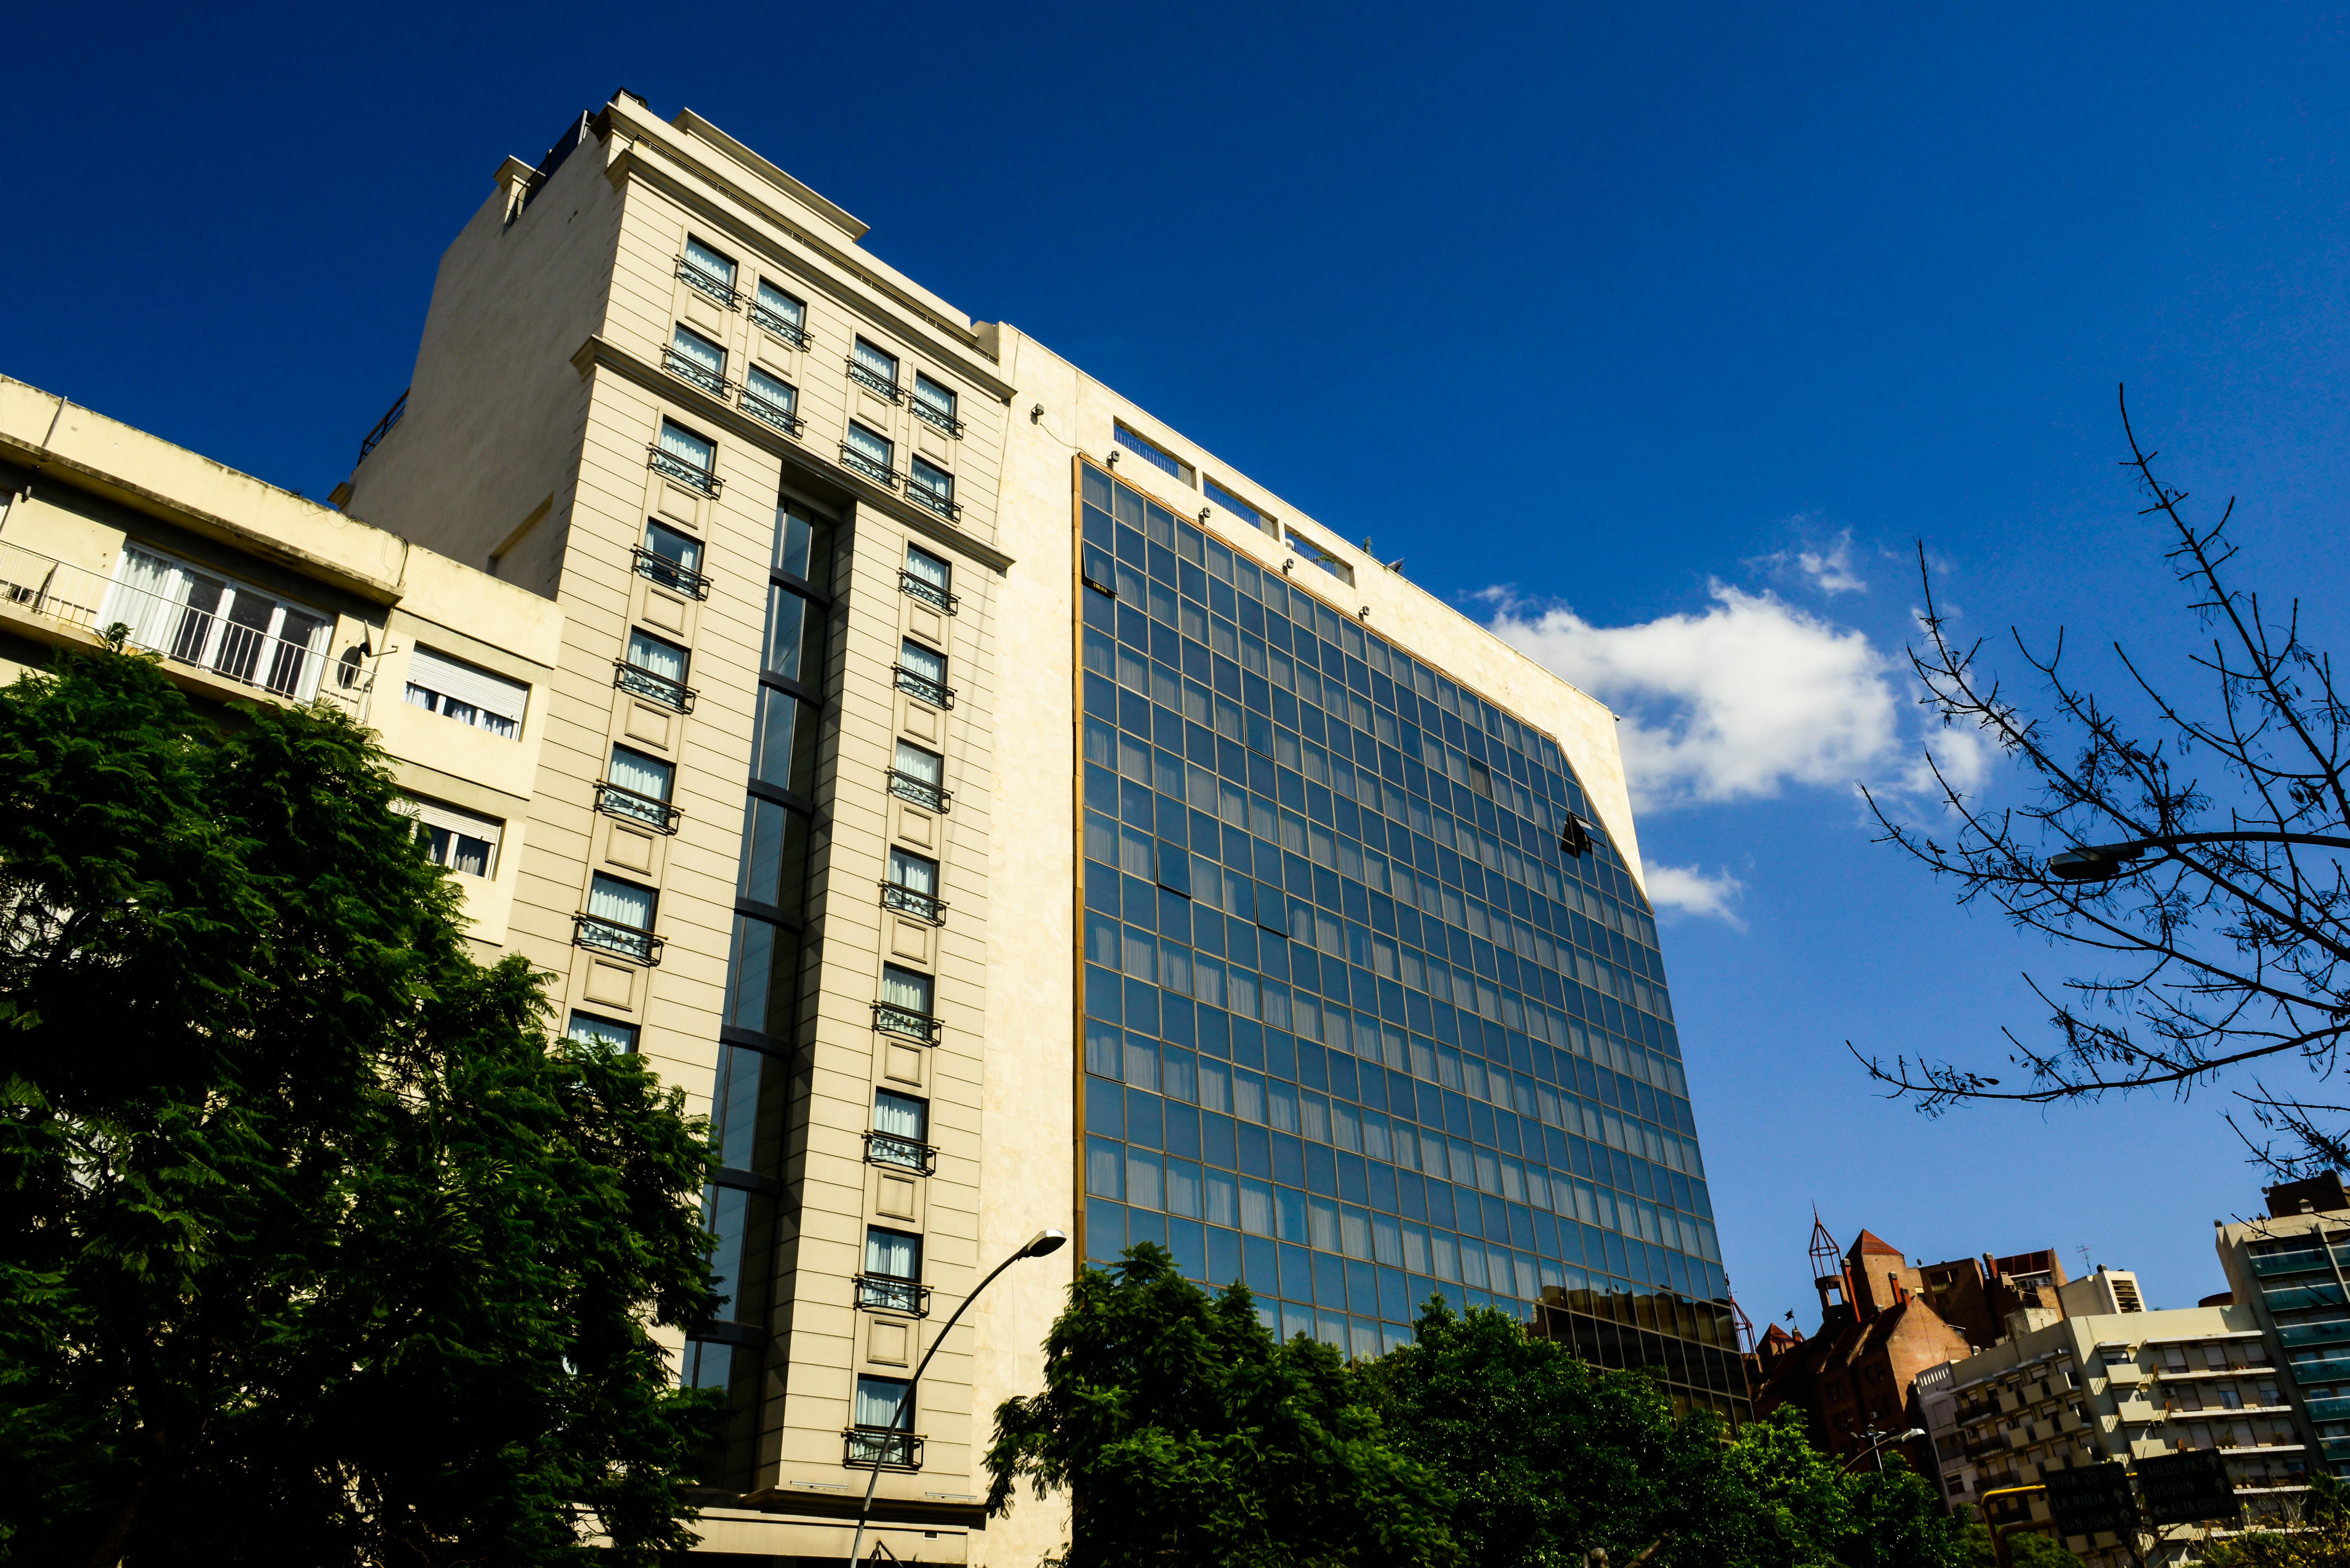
[0,644,718,1567]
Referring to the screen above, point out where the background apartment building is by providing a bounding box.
[323,88,1739,1562]
[0,376,562,955]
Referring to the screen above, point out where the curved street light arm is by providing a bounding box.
[2050,830,2350,881]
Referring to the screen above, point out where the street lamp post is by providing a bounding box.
[843,1228,1067,1568]
[1843,1424,1925,1474]
[2049,831,2350,882]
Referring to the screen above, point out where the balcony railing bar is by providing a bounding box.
[853,1274,932,1317]
[909,398,963,438]
[632,547,712,600]
[907,483,962,522]
[872,1001,942,1043]
[677,258,741,309]
[749,302,813,349]
[888,771,953,814]
[899,570,960,616]
[847,359,904,403]
[661,345,736,399]
[893,666,954,710]
[613,660,698,714]
[740,391,805,436]
[863,1130,938,1175]
[574,912,663,965]
[881,881,948,926]
[840,445,901,489]
[648,447,723,496]
[595,780,682,834]
[843,1428,923,1472]
[358,388,409,461]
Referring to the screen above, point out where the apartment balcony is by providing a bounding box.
[648,446,722,496]
[2305,1394,2350,1421]
[2263,1283,2348,1313]
[632,546,712,601]
[881,880,947,926]
[2295,1356,2350,1384]
[847,358,903,403]
[893,665,954,710]
[900,568,960,616]
[910,397,963,439]
[2250,1248,2337,1278]
[614,660,696,713]
[2280,1320,2350,1349]
[594,779,681,834]
[749,298,812,349]
[888,769,952,814]
[839,442,900,490]
[661,344,735,401]
[739,388,804,437]
[843,1427,922,1471]
[574,912,662,965]
[907,479,962,522]
[676,256,740,309]
[864,1130,938,1176]
[854,1274,932,1317]
[872,1001,942,1043]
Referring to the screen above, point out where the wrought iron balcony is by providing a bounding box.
[574,912,662,965]
[632,546,711,600]
[661,345,736,400]
[358,388,408,461]
[648,446,722,496]
[854,1273,932,1317]
[740,389,804,436]
[839,443,900,489]
[843,1427,922,1471]
[900,569,959,615]
[907,481,962,522]
[864,1129,938,1176]
[872,1001,942,1043]
[882,881,947,926]
[910,397,963,438]
[888,770,952,814]
[894,666,954,710]
[676,257,740,308]
[749,299,812,349]
[613,660,697,713]
[595,779,681,834]
[847,358,903,402]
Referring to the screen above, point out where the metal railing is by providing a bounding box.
[613,659,697,713]
[907,481,962,522]
[864,1130,937,1176]
[0,540,330,703]
[574,912,662,965]
[2291,1356,2350,1384]
[893,666,954,710]
[358,388,408,461]
[900,569,959,615]
[882,880,947,926]
[854,1274,932,1316]
[661,344,736,399]
[632,547,711,600]
[595,779,681,834]
[2266,1283,2349,1313]
[676,257,740,308]
[872,1001,942,1043]
[749,299,812,348]
[2251,1248,2335,1277]
[740,390,804,436]
[843,1427,922,1471]
[840,443,900,489]
[888,770,951,813]
[2280,1320,2350,1349]
[847,358,903,402]
[648,446,723,496]
[909,397,962,438]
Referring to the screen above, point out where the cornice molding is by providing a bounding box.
[570,335,1016,576]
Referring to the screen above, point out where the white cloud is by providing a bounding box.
[1485,583,1983,811]
[1751,528,1868,595]
[1646,863,1746,925]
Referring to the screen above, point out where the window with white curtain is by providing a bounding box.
[589,873,656,932]
[102,544,332,700]
[880,964,932,1017]
[854,1375,911,1430]
[865,1226,922,1281]
[874,1090,927,1141]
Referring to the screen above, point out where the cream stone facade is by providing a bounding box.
[0,375,562,954]
[253,85,1720,1564]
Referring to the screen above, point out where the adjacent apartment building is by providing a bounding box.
[13,88,1743,1562]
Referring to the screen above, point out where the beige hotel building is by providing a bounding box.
[4,90,1744,1564]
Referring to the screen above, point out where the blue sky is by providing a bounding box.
[11,2,2350,1334]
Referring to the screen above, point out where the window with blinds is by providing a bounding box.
[404,796,503,878]
[404,646,528,738]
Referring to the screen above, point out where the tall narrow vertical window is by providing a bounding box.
[852,337,901,396]
[668,323,728,393]
[884,848,943,923]
[876,964,936,1039]
[854,1375,912,1430]
[603,744,676,829]
[751,686,817,796]
[639,520,703,594]
[655,419,719,492]
[752,279,808,344]
[682,237,738,303]
[909,457,956,518]
[890,740,949,812]
[844,422,896,486]
[874,1090,928,1142]
[865,1227,923,1281]
[912,373,959,435]
[742,366,799,432]
[621,629,693,709]
[904,544,953,609]
[895,639,950,708]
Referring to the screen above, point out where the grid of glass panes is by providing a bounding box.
[1076,461,1746,1418]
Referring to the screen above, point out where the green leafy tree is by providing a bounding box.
[984,1244,1459,1566]
[1955,1522,2088,1568]
[2201,1474,2350,1567]
[0,645,718,1567]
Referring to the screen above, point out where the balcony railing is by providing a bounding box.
[854,1274,932,1317]
[2292,1356,2350,1384]
[864,1130,938,1176]
[2252,1248,2338,1277]
[2265,1283,2349,1313]
[907,481,962,522]
[900,569,959,616]
[909,397,963,439]
[358,388,408,461]
[888,770,952,814]
[574,912,662,965]
[632,547,712,600]
[847,358,903,403]
[677,257,740,308]
[661,345,736,400]
[648,446,723,496]
[2280,1320,2350,1349]
[882,881,947,926]
[613,660,697,713]
[0,539,331,703]
[2308,1394,2350,1421]
[894,666,954,710]
[749,299,813,349]
[595,779,682,834]
[843,1427,922,1471]
[840,443,900,489]
[873,1001,942,1043]
[740,390,805,436]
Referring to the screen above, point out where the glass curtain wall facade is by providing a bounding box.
[1075,460,1745,1418]
[686,498,841,1485]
